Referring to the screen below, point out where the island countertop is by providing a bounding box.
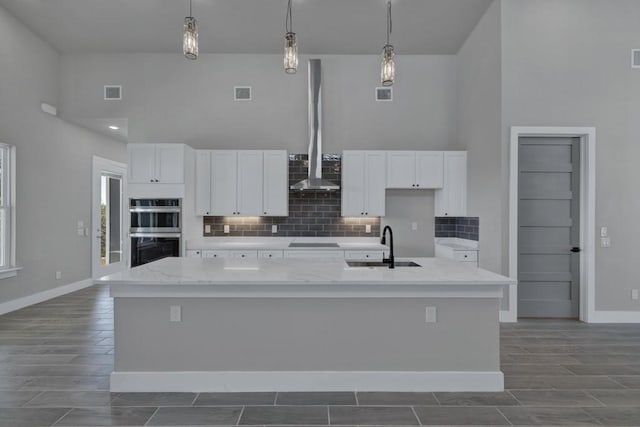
[98,256,514,299]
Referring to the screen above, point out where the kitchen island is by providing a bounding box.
[96,256,514,393]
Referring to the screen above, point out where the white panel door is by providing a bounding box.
[263,150,288,216]
[155,144,184,184]
[211,151,238,216]
[128,144,156,183]
[237,151,264,216]
[195,150,212,216]
[415,151,444,189]
[364,151,386,216]
[386,151,416,188]
[341,151,365,216]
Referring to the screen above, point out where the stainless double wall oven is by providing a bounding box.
[130,199,181,267]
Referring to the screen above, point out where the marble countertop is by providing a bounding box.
[186,237,388,251]
[435,238,479,251]
[99,257,514,299]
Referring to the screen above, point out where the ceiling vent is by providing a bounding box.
[104,85,122,100]
[376,87,393,102]
[633,50,640,68]
[234,86,252,101]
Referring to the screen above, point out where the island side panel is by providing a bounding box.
[114,297,499,372]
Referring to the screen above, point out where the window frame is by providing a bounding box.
[0,143,18,279]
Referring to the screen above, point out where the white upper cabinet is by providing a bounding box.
[196,150,288,217]
[263,150,289,216]
[435,151,467,217]
[236,151,264,216]
[128,144,185,184]
[342,151,386,217]
[386,151,443,189]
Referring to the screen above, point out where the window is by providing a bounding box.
[0,143,17,278]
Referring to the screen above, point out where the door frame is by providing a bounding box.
[509,127,596,323]
[92,156,128,279]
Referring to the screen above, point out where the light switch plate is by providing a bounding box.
[425,306,437,323]
[170,305,182,322]
[224,225,230,234]
[600,227,608,237]
[77,220,84,228]
[601,237,611,248]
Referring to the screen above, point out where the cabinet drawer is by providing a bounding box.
[229,251,258,259]
[284,250,345,259]
[344,251,385,261]
[202,250,229,258]
[259,250,284,259]
[454,251,477,262]
[185,250,202,258]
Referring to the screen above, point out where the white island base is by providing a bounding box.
[99,257,513,393]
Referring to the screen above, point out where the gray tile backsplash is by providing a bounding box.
[203,154,381,237]
[434,216,479,241]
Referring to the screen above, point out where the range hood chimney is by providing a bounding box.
[290,59,340,191]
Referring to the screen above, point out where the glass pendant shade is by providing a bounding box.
[183,16,198,60]
[381,44,395,86]
[284,32,298,74]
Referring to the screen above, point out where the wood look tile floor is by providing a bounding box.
[0,285,639,426]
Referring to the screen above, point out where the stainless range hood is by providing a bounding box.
[290,59,340,191]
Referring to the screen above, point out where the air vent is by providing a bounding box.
[375,87,393,102]
[234,86,252,101]
[633,50,640,68]
[104,85,122,100]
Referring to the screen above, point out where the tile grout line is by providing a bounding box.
[273,392,278,406]
[236,405,245,426]
[583,390,608,407]
[49,407,74,427]
[409,405,422,426]
[19,390,45,407]
[327,404,331,425]
[494,406,514,426]
[143,407,161,426]
[190,392,200,406]
[353,392,359,406]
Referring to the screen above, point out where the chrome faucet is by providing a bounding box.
[381,225,395,269]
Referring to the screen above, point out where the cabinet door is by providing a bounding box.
[211,151,238,216]
[415,151,444,189]
[229,250,258,259]
[237,151,264,216]
[202,250,229,258]
[283,250,345,259]
[435,151,467,216]
[155,144,184,183]
[341,151,365,216]
[386,151,416,188]
[364,151,386,216]
[128,144,157,183]
[263,150,288,216]
[195,151,212,215]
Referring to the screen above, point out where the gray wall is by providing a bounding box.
[0,5,126,304]
[59,54,459,152]
[501,0,640,311]
[456,0,503,274]
[382,190,435,258]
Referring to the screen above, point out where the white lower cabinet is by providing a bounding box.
[283,250,345,259]
[259,250,284,259]
[435,244,478,267]
[343,251,386,261]
[229,250,258,259]
[202,250,229,258]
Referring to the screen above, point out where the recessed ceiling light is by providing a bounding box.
[108,125,120,130]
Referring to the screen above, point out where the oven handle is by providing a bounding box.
[130,232,182,238]
[130,207,181,213]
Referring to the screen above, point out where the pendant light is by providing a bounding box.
[183,0,198,60]
[381,1,395,86]
[284,0,298,74]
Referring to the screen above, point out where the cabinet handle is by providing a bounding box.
[268,254,272,258]
[416,184,420,187]
[412,184,416,187]
[264,211,267,215]
[241,254,245,258]
[365,212,368,215]
[361,212,364,215]
[150,179,154,183]
[365,254,369,258]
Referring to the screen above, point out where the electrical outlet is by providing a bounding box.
[204,224,211,233]
[170,305,182,322]
[55,271,62,280]
[272,225,278,234]
[600,226,608,237]
[632,289,639,300]
[77,228,84,236]
[77,220,84,228]
[411,222,418,231]
[365,224,371,233]
[425,306,437,323]
[601,237,611,248]
[223,224,230,234]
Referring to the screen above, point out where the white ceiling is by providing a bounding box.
[0,0,493,55]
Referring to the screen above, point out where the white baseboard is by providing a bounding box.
[110,370,504,393]
[589,310,640,323]
[0,278,94,315]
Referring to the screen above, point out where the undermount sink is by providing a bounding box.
[346,261,421,268]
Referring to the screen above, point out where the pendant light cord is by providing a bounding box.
[386,1,392,45]
[286,0,293,33]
